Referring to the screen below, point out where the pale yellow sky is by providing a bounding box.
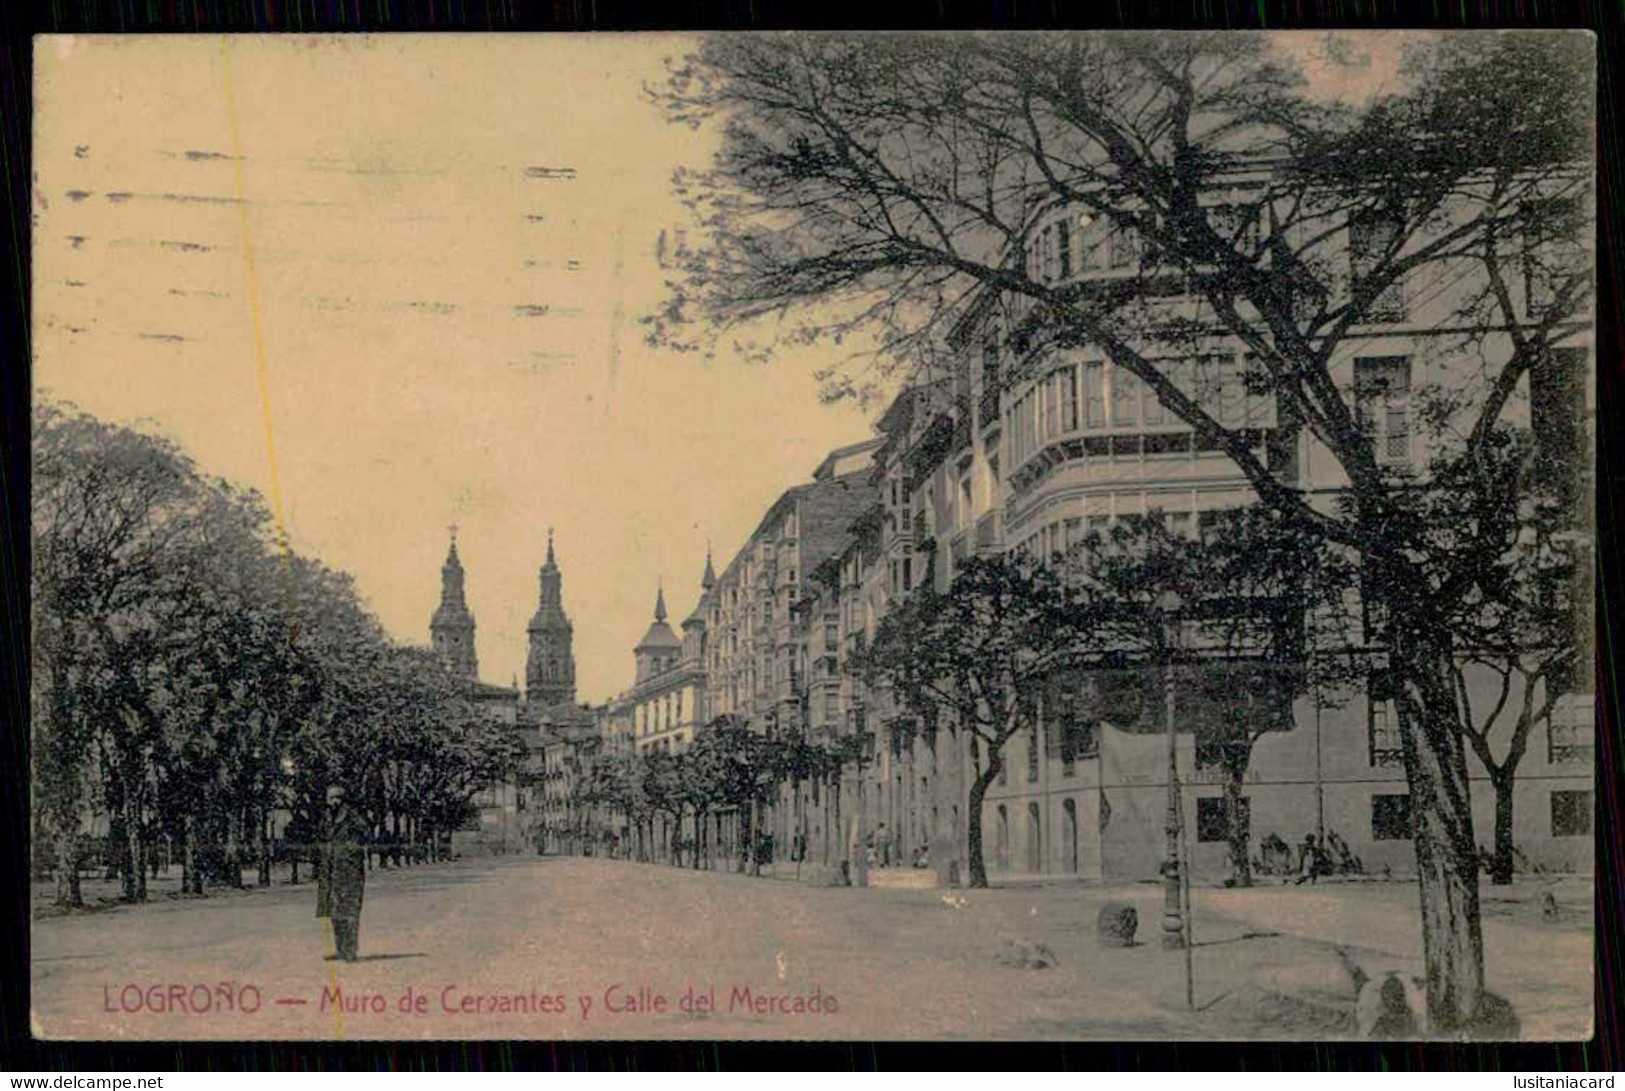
[33,33,875,703]
[32,32,1416,704]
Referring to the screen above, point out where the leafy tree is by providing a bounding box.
[1068,510,1359,887]
[853,554,1094,887]
[32,399,531,903]
[651,32,1591,1029]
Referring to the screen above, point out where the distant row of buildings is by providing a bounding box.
[436,182,1595,884]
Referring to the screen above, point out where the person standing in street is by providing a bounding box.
[316,786,367,961]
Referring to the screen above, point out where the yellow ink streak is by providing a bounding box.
[218,36,345,1043]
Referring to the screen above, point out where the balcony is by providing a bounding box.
[975,511,1003,553]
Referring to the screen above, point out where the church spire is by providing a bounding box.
[701,545,716,591]
[654,579,668,623]
[526,527,576,711]
[430,524,478,681]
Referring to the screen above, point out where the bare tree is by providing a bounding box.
[651,32,1592,1030]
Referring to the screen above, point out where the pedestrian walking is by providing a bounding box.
[316,787,367,962]
[1294,832,1323,886]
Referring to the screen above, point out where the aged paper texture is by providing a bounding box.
[31,32,1595,1041]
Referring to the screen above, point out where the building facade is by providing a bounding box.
[809,177,1597,886]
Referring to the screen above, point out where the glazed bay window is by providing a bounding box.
[1109,216,1140,268]
[1354,356,1413,465]
[1076,211,1106,272]
[1083,362,1106,428]
[1142,368,1168,426]
[1060,367,1079,432]
[1044,369,1061,438]
[1110,365,1138,427]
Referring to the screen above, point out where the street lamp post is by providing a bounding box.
[1158,591,1184,952]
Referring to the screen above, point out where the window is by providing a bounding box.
[1110,366,1138,427]
[823,691,840,723]
[1550,790,1591,837]
[1219,356,1245,426]
[1547,694,1594,764]
[1083,362,1106,428]
[1143,370,1167,425]
[1044,371,1060,438]
[1354,357,1412,465]
[1063,517,1083,553]
[1027,723,1040,782]
[1197,796,1248,843]
[1060,366,1079,432]
[1167,511,1193,538]
[1193,356,1223,414]
[1369,691,1402,766]
[1057,218,1072,279]
[1371,794,1412,841]
[1349,209,1407,320]
[1109,217,1139,268]
[1039,224,1058,282]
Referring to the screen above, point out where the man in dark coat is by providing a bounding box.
[316,789,367,961]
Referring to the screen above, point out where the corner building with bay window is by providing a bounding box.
[817,169,1594,885]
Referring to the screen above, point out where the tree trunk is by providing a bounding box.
[749,798,761,876]
[107,807,128,888]
[854,758,869,888]
[182,815,203,896]
[259,808,272,886]
[1225,762,1253,888]
[55,822,84,909]
[966,756,1000,889]
[126,805,146,903]
[1491,772,1515,886]
[1392,641,1487,1033]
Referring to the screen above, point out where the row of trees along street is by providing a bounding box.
[576,717,866,874]
[648,32,1593,1033]
[32,401,528,910]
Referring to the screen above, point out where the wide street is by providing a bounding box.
[32,856,1592,1041]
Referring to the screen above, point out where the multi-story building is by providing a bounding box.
[628,583,707,756]
[538,718,601,856]
[800,178,1594,886]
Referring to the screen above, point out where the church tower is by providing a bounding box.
[525,529,577,710]
[634,581,682,683]
[430,528,479,681]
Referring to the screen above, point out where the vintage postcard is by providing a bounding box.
[30,31,1595,1042]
